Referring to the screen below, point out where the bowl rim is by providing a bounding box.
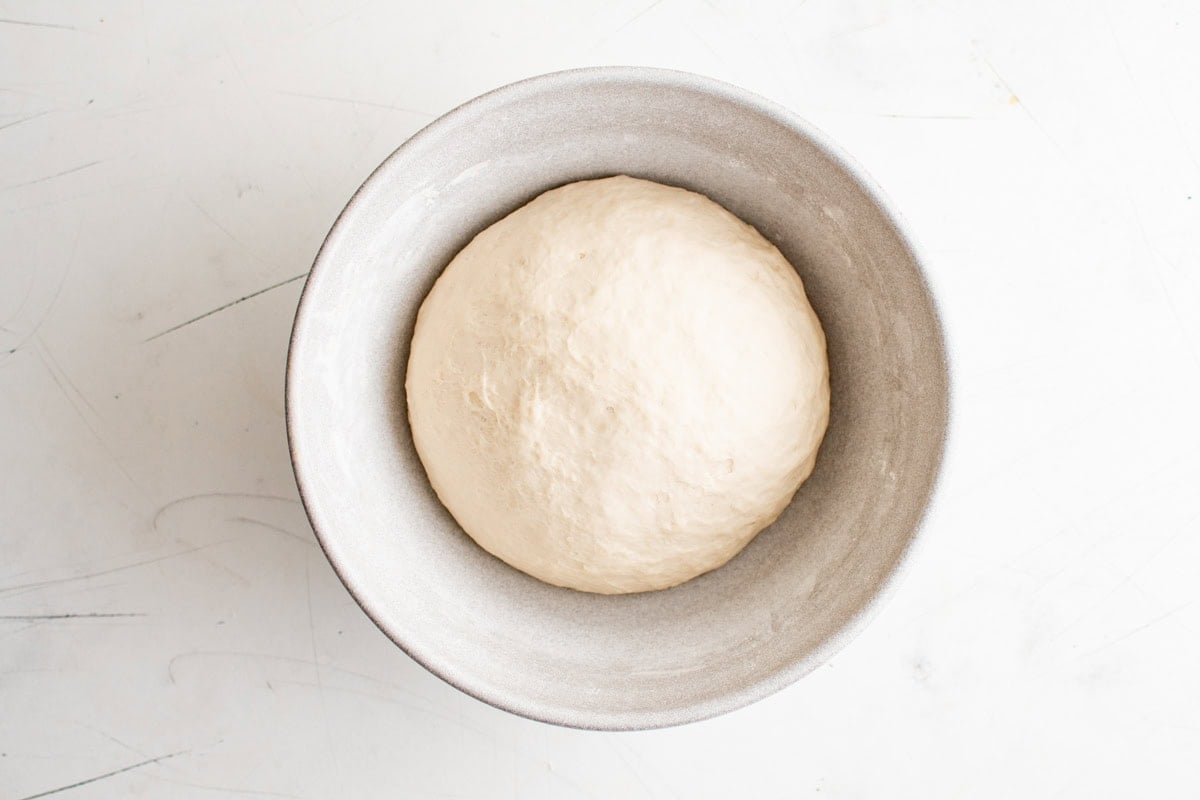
[285,65,952,730]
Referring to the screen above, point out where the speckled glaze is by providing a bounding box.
[286,67,949,730]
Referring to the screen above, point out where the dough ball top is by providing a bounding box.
[406,176,829,594]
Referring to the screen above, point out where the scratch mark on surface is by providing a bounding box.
[1102,4,1150,120]
[232,516,314,547]
[871,112,990,120]
[33,333,146,494]
[80,723,147,756]
[683,25,733,72]
[830,17,888,38]
[5,160,102,191]
[607,0,664,39]
[1162,97,1200,176]
[153,491,301,531]
[306,557,342,782]
[186,195,270,266]
[1074,602,1195,661]
[1146,262,1200,369]
[270,675,517,747]
[0,536,245,597]
[273,674,607,792]
[607,740,659,800]
[1020,443,1200,594]
[5,177,166,215]
[34,333,142,494]
[1092,6,1200,368]
[0,612,144,620]
[164,650,433,706]
[0,620,44,642]
[222,44,251,94]
[34,336,99,416]
[192,549,252,587]
[980,55,1021,104]
[979,57,1069,159]
[780,0,810,21]
[1041,509,1200,644]
[16,751,185,800]
[0,110,50,132]
[0,86,57,101]
[143,271,307,342]
[3,222,81,356]
[0,17,80,31]
[267,676,459,726]
[145,775,303,799]
[274,89,435,117]
[0,271,35,332]
[343,82,426,170]
[305,0,384,37]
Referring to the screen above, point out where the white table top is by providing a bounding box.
[4,1,1199,797]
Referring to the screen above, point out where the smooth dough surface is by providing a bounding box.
[406,176,829,594]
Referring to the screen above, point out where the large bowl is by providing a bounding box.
[286,67,949,730]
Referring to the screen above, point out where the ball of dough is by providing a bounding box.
[406,176,829,594]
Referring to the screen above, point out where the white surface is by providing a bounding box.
[2,0,1198,797]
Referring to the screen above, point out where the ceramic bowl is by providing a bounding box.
[286,67,949,729]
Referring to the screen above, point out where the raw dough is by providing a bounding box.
[406,176,829,594]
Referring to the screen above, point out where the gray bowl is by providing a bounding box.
[286,67,949,730]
